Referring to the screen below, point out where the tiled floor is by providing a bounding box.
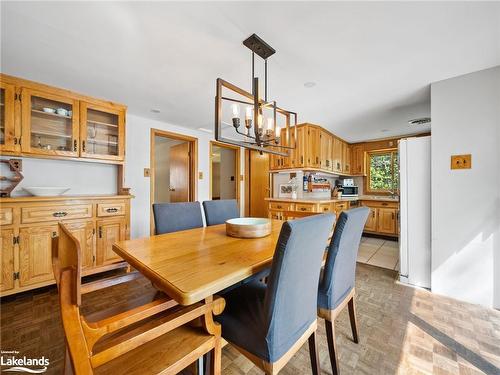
[357,236,400,271]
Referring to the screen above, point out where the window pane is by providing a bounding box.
[369,153,393,190]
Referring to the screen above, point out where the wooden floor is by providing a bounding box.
[1,264,499,375]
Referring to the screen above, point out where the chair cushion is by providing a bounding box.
[153,202,203,235]
[202,199,239,226]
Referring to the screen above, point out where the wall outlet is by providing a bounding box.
[144,168,150,177]
[451,154,471,170]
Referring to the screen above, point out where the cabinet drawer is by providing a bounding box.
[97,201,127,217]
[319,204,333,213]
[21,204,92,224]
[295,203,316,213]
[334,202,349,211]
[269,202,294,211]
[0,207,13,225]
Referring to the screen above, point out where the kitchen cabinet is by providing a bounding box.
[96,217,127,266]
[364,207,378,232]
[332,137,343,173]
[0,229,15,292]
[267,199,351,222]
[0,73,126,164]
[293,125,307,168]
[320,130,332,171]
[19,225,57,287]
[361,200,399,237]
[0,80,19,153]
[343,143,351,174]
[351,145,366,175]
[307,126,321,168]
[0,195,131,297]
[377,208,397,234]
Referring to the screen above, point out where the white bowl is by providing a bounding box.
[23,187,71,197]
[42,107,56,114]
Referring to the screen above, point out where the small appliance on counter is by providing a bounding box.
[341,178,359,197]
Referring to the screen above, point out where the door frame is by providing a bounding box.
[209,141,240,203]
[150,129,198,235]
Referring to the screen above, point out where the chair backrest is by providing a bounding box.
[318,207,369,310]
[52,223,83,306]
[202,199,239,226]
[263,214,335,362]
[153,202,204,234]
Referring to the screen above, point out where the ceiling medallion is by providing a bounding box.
[215,34,297,156]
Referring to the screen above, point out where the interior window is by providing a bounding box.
[367,150,398,193]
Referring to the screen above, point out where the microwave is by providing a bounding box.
[342,185,359,197]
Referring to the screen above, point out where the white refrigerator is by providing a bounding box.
[399,136,431,289]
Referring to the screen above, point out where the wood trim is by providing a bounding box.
[364,149,399,195]
[209,141,241,204]
[150,128,198,235]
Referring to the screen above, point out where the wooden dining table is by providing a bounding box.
[112,219,285,306]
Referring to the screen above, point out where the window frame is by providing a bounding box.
[365,148,399,195]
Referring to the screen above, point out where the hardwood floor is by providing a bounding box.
[1,264,499,375]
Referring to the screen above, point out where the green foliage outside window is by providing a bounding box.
[368,151,398,192]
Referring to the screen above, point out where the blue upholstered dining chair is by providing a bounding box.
[318,207,370,375]
[152,202,204,235]
[216,214,335,375]
[202,199,239,226]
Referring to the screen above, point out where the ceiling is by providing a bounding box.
[2,2,499,142]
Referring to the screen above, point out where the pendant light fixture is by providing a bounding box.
[215,34,297,156]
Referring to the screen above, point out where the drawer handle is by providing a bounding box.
[53,212,68,218]
[382,202,388,206]
[323,207,328,211]
[106,208,119,213]
[277,205,282,209]
[300,207,307,211]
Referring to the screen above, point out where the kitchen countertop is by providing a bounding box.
[266,195,399,204]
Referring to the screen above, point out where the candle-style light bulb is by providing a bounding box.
[275,126,281,144]
[244,106,253,134]
[231,103,240,128]
[257,114,263,135]
[267,118,274,131]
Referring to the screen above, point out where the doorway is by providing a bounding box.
[150,129,198,234]
[244,149,270,217]
[210,141,240,202]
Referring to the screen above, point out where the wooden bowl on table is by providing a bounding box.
[225,218,272,238]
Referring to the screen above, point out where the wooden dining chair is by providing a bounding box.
[216,214,335,375]
[153,201,204,234]
[317,207,370,375]
[202,199,239,226]
[52,222,224,375]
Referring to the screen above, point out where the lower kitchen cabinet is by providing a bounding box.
[97,217,126,266]
[361,200,399,237]
[19,225,57,287]
[1,229,15,292]
[0,195,132,297]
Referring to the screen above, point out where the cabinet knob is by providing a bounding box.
[73,139,77,151]
[106,208,119,213]
[82,140,86,152]
[52,212,68,218]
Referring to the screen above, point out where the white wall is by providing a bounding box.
[124,114,245,238]
[153,137,185,203]
[0,157,117,196]
[431,66,500,309]
[219,147,236,200]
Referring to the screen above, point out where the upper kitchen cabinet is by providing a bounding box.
[21,88,80,157]
[0,74,126,164]
[319,129,332,171]
[332,137,343,173]
[80,102,125,161]
[0,81,19,153]
[351,144,366,175]
[343,143,351,174]
[307,126,321,168]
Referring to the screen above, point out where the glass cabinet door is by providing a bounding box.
[80,102,125,161]
[0,82,18,152]
[21,88,79,156]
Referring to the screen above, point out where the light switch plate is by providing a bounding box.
[451,154,471,170]
[199,171,203,179]
[144,168,150,177]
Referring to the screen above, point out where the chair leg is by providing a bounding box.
[325,319,340,375]
[347,297,359,344]
[308,330,321,375]
[208,339,222,375]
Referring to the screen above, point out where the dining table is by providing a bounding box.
[112,219,284,306]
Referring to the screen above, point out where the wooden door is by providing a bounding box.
[248,150,270,218]
[294,126,307,168]
[352,145,365,175]
[96,218,126,266]
[1,229,15,292]
[344,144,352,174]
[80,102,125,161]
[169,142,190,202]
[364,207,378,232]
[0,81,19,152]
[378,208,397,234]
[18,225,57,287]
[332,137,342,173]
[64,220,95,270]
[20,88,80,157]
[320,130,332,170]
[307,126,321,168]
